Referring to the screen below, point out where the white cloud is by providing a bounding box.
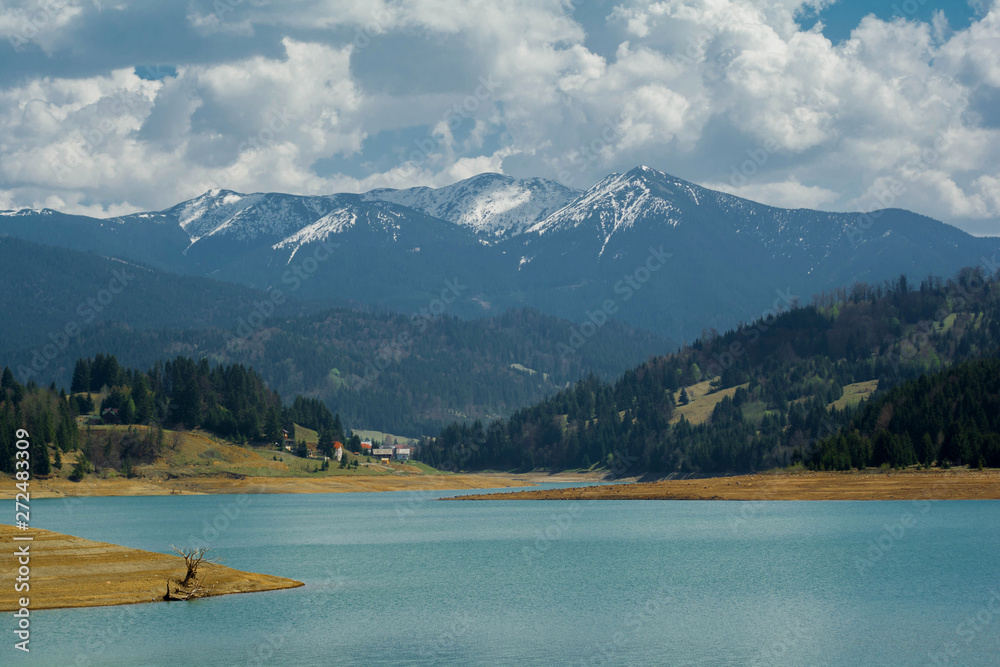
[0,38,369,208]
[707,177,840,209]
[0,0,998,237]
[0,0,87,55]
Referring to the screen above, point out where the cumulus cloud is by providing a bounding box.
[0,0,997,236]
[0,0,88,55]
[707,177,840,210]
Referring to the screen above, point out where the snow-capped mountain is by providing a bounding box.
[269,197,478,258]
[1,166,995,342]
[529,167,693,236]
[363,173,579,238]
[525,166,707,258]
[164,189,350,246]
[142,173,576,260]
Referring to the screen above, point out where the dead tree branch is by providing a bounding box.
[163,545,222,601]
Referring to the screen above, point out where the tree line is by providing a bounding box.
[421,267,1000,474]
[17,306,669,437]
[811,357,1000,470]
[0,354,353,477]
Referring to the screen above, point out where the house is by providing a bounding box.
[360,440,373,455]
[333,442,343,462]
[372,447,393,458]
[393,447,411,461]
[101,407,120,424]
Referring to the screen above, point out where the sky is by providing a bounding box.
[0,0,998,236]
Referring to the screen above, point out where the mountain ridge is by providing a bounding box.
[3,166,997,342]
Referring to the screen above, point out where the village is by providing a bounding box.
[80,401,422,477]
[280,429,413,465]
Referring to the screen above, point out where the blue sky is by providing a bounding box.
[808,0,981,41]
[0,0,998,236]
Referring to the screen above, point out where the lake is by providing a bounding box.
[25,489,1000,666]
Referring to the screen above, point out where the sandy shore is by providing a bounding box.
[0,472,530,499]
[451,469,1000,501]
[474,470,617,485]
[0,525,302,611]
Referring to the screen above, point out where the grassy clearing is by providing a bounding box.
[67,426,398,479]
[672,381,749,425]
[828,380,879,411]
[351,429,419,446]
[405,460,450,475]
[293,423,319,445]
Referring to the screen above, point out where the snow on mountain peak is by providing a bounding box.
[527,166,700,242]
[362,173,580,238]
[271,201,415,258]
[272,208,359,256]
[156,167,706,255]
[168,190,355,245]
[172,189,252,240]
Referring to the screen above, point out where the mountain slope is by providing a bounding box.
[7,308,670,437]
[419,266,1000,473]
[0,208,193,274]
[506,167,999,340]
[0,237,670,435]
[812,357,1000,470]
[0,236,309,381]
[2,167,996,343]
[363,173,580,238]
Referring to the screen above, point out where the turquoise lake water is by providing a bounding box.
[21,490,1000,666]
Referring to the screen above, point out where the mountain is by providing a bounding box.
[28,306,668,436]
[420,266,1000,473]
[2,167,997,342]
[0,238,669,435]
[171,192,504,317]
[0,208,193,274]
[507,166,999,339]
[526,166,694,241]
[0,235,310,376]
[362,173,580,238]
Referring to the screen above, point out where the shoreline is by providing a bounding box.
[0,472,533,499]
[0,525,302,611]
[450,469,1000,501]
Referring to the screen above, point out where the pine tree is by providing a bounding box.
[33,439,50,476]
[1,367,15,391]
[71,360,91,394]
[69,452,91,482]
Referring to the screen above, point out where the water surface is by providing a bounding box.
[25,491,1000,666]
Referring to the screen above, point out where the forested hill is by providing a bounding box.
[419,267,1000,474]
[0,235,309,356]
[0,354,351,477]
[14,308,669,437]
[811,357,1000,470]
[2,236,671,437]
